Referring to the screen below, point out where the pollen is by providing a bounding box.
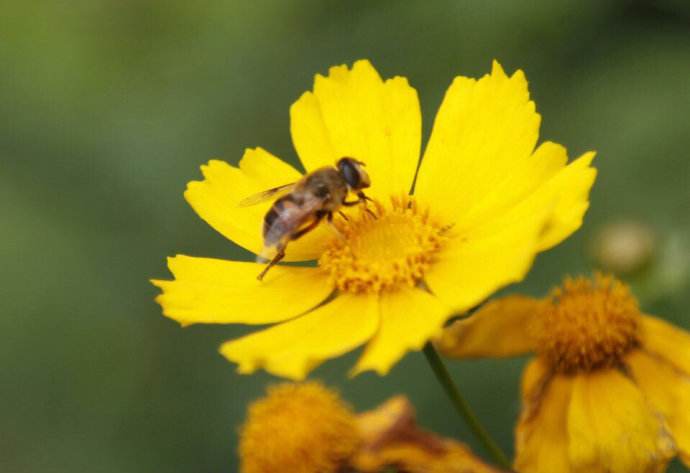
[239,382,360,473]
[319,195,448,294]
[535,274,641,373]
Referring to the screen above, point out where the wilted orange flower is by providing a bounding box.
[438,274,690,473]
[354,395,506,473]
[152,59,596,380]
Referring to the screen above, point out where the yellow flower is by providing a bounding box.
[152,59,597,380]
[239,382,505,473]
[239,382,359,473]
[437,274,689,473]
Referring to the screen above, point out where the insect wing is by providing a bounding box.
[262,195,323,248]
[237,182,297,207]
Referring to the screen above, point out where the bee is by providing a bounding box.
[239,157,372,280]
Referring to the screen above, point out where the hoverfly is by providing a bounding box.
[239,157,372,280]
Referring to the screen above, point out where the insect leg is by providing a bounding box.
[325,212,345,239]
[357,191,373,202]
[257,244,286,281]
[356,191,377,219]
[343,193,376,217]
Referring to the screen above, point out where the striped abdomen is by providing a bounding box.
[262,193,311,247]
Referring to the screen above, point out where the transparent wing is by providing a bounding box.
[262,196,324,248]
[237,182,297,207]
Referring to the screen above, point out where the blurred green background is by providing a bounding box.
[3,1,690,471]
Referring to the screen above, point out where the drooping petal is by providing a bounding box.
[436,295,542,359]
[424,177,554,313]
[220,293,379,380]
[415,60,541,225]
[515,358,571,473]
[352,288,450,376]
[151,255,333,325]
[290,59,421,200]
[353,396,505,473]
[639,314,690,375]
[627,350,690,466]
[184,148,333,261]
[566,369,674,473]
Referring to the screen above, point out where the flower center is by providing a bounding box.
[535,274,641,373]
[239,382,359,473]
[319,196,448,294]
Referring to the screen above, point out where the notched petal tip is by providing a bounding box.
[326,63,349,77]
[166,254,180,266]
[315,58,381,86]
[149,277,165,288]
[182,179,201,199]
[164,254,191,276]
[578,150,597,167]
[198,158,228,179]
[151,283,193,328]
[289,89,315,113]
[490,59,528,83]
[223,343,313,381]
[491,59,507,77]
[353,58,375,69]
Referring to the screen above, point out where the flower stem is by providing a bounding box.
[422,342,512,470]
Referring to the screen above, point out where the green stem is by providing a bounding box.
[422,342,512,470]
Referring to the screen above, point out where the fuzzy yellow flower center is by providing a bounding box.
[319,196,448,294]
[535,274,641,373]
[239,382,360,473]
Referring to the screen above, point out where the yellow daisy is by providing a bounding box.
[152,59,597,380]
[437,274,689,473]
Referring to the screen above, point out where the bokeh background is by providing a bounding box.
[3,1,690,472]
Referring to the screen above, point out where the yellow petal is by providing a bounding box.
[151,255,333,325]
[415,60,541,225]
[423,176,554,313]
[436,295,542,359]
[290,59,421,200]
[515,358,572,473]
[352,288,449,376]
[640,314,690,375]
[220,293,379,380]
[184,148,333,261]
[536,150,597,251]
[627,350,690,466]
[448,142,595,250]
[415,61,596,250]
[566,369,673,473]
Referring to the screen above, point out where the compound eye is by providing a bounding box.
[338,159,361,188]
